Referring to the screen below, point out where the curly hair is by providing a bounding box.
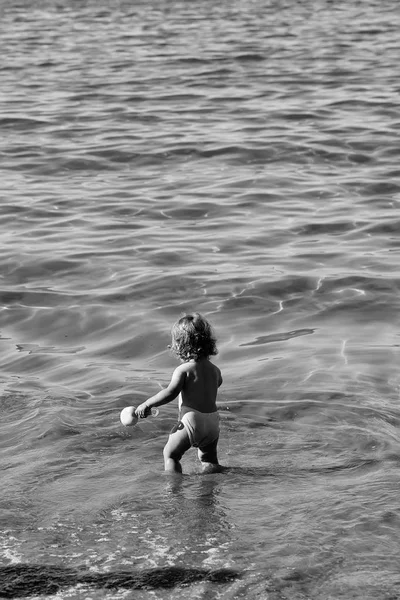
[170,313,218,361]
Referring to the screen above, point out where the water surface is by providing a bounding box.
[1,0,400,598]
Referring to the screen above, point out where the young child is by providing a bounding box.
[135,313,223,474]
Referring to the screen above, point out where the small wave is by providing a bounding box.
[0,117,50,130]
[363,219,400,234]
[223,457,380,478]
[240,328,315,347]
[317,275,400,295]
[291,221,357,236]
[232,53,265,62]
[0,289,85,308]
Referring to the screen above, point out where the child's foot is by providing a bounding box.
[201,462,223,474]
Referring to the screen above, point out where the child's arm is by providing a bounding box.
[135,367,186,418]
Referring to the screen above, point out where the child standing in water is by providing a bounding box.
[135,313,222,474]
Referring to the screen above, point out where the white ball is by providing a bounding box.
[120,406,138,427]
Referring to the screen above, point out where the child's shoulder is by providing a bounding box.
[174,361,194,376]
[173,362,197,379]
[179,359,220,375]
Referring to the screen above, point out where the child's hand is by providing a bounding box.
[135,402,151,419]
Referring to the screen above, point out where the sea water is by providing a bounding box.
[1,0,400,598]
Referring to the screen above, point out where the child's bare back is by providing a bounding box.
[176,358,222,413]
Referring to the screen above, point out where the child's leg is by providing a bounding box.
[197,437,221,473]
[163,422,191,473]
